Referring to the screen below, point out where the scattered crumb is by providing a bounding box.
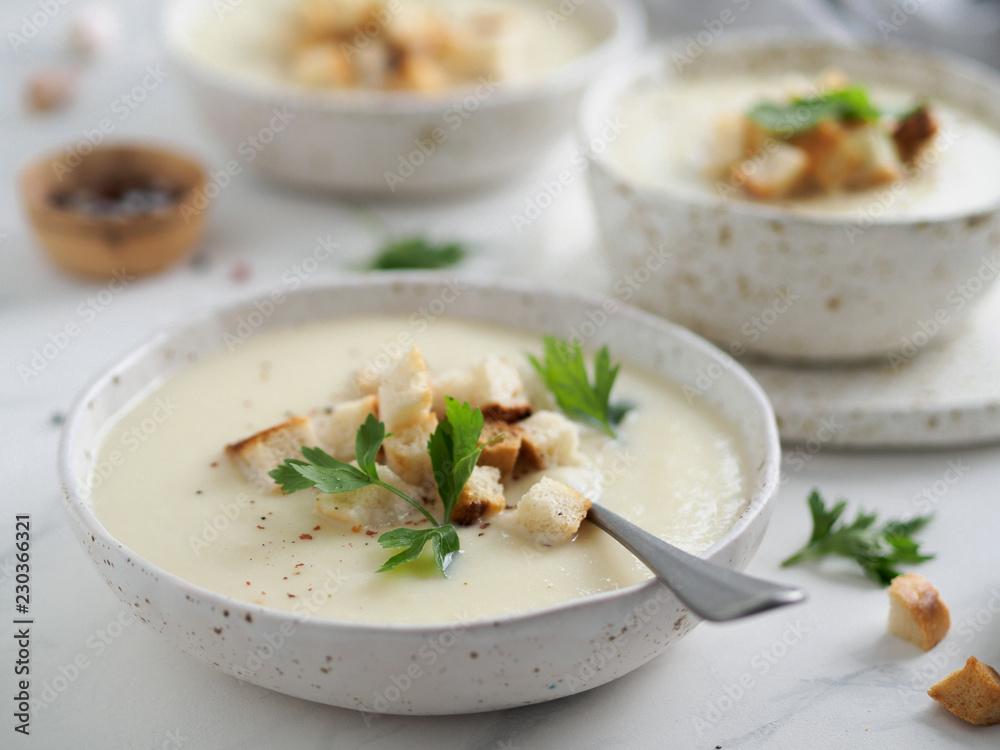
[230,260,252,283]
[27,68,76,112]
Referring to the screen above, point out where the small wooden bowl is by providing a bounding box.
[21,143,207,278]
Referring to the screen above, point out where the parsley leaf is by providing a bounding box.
[368,237,465,271]
[528,336,629,438]
[428,397,497,520]
[268,414,437,526]
[378,398,497,573]
[781,490,935,586]
[377,525,460,573]
[269,408,494,576]
[269,460,319,494]
[748,85,881,136]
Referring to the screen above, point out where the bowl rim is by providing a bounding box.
[58,273,781,635]
[578,29,1000,227]
[162,0,647,114]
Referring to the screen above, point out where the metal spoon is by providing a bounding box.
[587,503,806,622]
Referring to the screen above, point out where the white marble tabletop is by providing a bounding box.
[2,1,999,748]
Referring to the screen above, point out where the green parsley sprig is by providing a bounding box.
[368,237,465,271]
[269,402,498,575]
[748,84,881,136]
[781,490,935,586]
[377,397,498,573]
[529,336,630,438]
[269,414,438,526]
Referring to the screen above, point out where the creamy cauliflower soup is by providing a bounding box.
[90,318,750,625]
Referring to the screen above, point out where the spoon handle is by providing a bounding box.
[587,503,806,622]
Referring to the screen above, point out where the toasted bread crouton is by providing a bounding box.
[433,355,532,422]
[451,465,506,525]
[815,67,851,93]
[378,346,433,431]
[790,120,857,192]
[514,477,592,546]
[314,463,424,529]
[441,8,527,83]
[893,105,938,164]
[384,414,437,494]
[348,366,381,398]
[543,465,603,502]
[741,116,771,159]
[289,43,356,88]
[888,573,950,651]
[736,142,810,200]
[841,124,903,190]
[311,395,378,461]
[431,367,473,416]
[707,113,748,179]
[477,418,522,477]
[226,417,317,491]
[517,410,583,469]
[928,656,1000,725]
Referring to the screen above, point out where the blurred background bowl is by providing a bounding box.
[581,35,1000,362]
[164,0,645,198]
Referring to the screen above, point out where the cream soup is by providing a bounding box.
[609,77,1000,219]
[183,0,602,90]
[90,318,749,624]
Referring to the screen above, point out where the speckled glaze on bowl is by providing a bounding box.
[581,36,1000,362]
[164,0,645,197]
[59,276,780,715]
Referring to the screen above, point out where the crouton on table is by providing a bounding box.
[887,573,950,651]
[928,656,1000,726]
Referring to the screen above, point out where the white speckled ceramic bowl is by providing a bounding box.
[164,0,645,197]
[59,276,780,715]
[581,36,1000,362]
